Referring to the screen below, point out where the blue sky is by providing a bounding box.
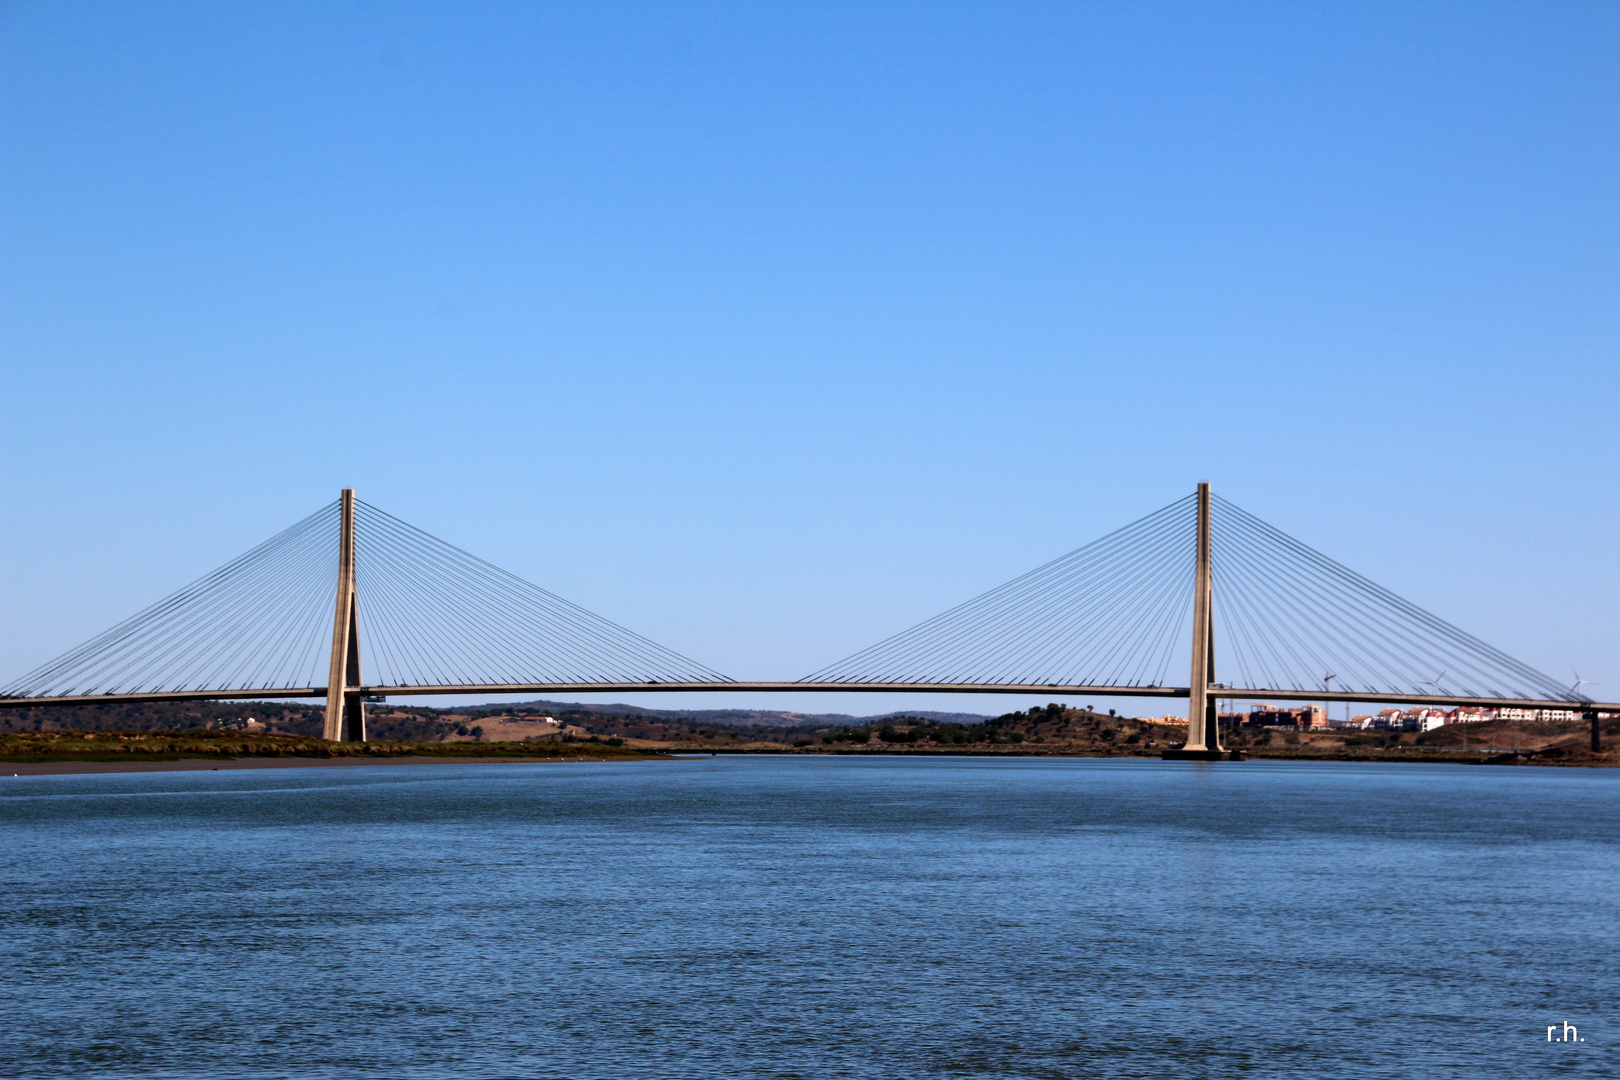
[3,2,1615,716]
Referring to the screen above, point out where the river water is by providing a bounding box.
[2,755,1615,1079]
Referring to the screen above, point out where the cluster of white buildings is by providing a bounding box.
[1339,706,1583,732]
[1216,703,1586,733]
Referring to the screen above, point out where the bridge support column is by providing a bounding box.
[323,489,366,742]
[1588,709,1602,753]
[1166,482,1230,761]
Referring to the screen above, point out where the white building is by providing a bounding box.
[1403,708,1447,733]
[1371,708,1405,731]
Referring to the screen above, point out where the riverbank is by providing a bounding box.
[676,744,1620,767]
[0,731,665,775]
[6,729,1614,775]
[2,753,657,776]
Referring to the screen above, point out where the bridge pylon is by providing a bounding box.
[1165,482,1227,761]
[322,488,366,742]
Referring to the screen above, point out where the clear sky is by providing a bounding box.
[3,2,1615,717]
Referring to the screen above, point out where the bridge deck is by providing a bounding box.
[1,683,1611,713]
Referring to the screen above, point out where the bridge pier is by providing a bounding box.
[1164,482,1231,761]
[322,489,366,742]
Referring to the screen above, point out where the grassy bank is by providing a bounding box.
[665,742,1620,767]
[5,727,1613,769]
[0,730,661,764]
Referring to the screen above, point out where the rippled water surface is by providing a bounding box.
[2,755,1616,1079]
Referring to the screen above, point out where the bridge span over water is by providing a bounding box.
[4,486,1609,758]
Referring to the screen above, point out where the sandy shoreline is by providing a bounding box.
[0,754,653,777]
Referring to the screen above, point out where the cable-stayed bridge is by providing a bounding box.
[2,486,1608,758]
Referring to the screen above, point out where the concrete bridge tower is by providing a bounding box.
[1165,482,1226,760]
[322,488,366,742]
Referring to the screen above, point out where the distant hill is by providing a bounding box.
[0,696,1123,749]
[0,696,996,740]
[0,699,449,741]
[4,697,1609,763]
[458,699,994,727]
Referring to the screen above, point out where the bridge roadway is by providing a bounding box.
[1,682,1613,714]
